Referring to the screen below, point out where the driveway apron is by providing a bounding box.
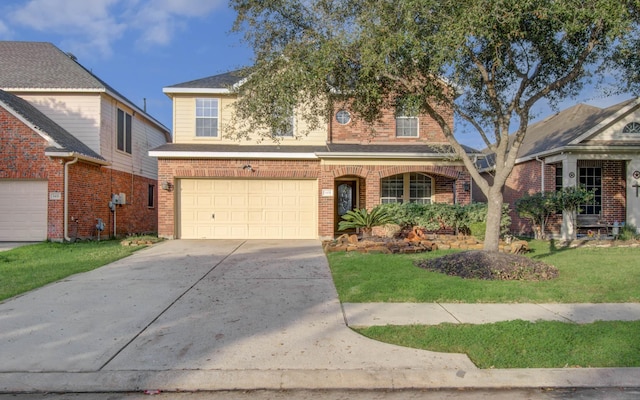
[0,239,474,377]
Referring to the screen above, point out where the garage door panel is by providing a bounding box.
[0,181,47,241]
[179,179,317,239]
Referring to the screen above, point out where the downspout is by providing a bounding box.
[64,157,79,242]
[536,157,545,192]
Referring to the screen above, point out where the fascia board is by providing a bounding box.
[148,151,318,160]
[162,87,233,95]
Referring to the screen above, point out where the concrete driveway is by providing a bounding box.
[0,240,475,392]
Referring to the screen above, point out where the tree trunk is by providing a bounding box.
[483,189,504,252]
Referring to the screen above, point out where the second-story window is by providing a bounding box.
[196,98,219,137]
[395,100,419,138]
[117,109,132,154]
[272,106,294,138]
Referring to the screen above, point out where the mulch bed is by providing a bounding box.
[414,250,559,281]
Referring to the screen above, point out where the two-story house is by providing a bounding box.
[0,41,170,242]
[151,71,477,240]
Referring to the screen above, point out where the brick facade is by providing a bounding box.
[1,108,158,241]
[504,159,627,237]
[157,158,471,239]
[330,103,453,144]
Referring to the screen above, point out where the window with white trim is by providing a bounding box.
[381,173,432,204]
[395,101,419,137]
[196,98,219,137]
[578,166,601,215]
[272,114,294,137]
[117,109,132,154]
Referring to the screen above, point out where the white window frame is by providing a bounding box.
[622,121,640,134]
[195,98,220,138]
[381,173,433,204]
[272,113,295,138]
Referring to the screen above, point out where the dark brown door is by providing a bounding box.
[335,181,357,234]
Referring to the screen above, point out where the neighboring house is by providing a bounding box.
[0,41,171,242]
[151,70,478,240]
[474,98,640,239]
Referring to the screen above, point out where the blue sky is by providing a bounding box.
[0,0,634,148]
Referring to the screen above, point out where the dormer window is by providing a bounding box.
[623,122,640,134]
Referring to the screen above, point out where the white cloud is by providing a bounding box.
[10,0,126,57]
[132,0,225,47]
[5,0,225,58]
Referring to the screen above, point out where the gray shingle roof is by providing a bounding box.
[166,70,246,89]
[0,89,105,162]
[516,100,634,159]
[0,41,104,90]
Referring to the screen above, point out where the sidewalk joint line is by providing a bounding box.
[97,240,248,371]
[536,304,575,323]
[437,303,461,324]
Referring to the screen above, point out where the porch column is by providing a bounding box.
[561,155,578,240]
[627,159,640,233]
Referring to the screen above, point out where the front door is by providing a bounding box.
[335,180,357,235]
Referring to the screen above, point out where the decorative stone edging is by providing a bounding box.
[323,233,530,254]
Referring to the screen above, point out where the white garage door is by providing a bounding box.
[179,179,318,239]
[0,180,48,241]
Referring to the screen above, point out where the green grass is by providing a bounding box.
[327,240,640,303]
[0,241,142,301]
[356,320,640,368]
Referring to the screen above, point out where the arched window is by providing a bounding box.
[381,173,432,204]
[622,122,640,134]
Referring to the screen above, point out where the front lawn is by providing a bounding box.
[0,241,142,301]
[327,240,640,303]
[356,320,640,368]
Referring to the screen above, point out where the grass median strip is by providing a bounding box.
[0,241,142,301]
[356,320,640,368]
[328,241,640,303]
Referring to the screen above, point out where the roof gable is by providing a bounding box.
[164,70,246,94]
[516,97,640,161]
[0,89,105,163]
[0,41,170,137]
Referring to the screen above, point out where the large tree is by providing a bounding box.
[230,0,639,251]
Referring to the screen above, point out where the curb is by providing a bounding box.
[2,368,640,393]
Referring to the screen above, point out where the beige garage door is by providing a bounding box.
[179,179,318,239]
[0,180,48,241]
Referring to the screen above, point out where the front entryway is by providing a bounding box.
[335,179,358,235]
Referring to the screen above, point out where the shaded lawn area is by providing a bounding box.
[327,240,640,303]
[356,320,640,369]
[0,241,141,301]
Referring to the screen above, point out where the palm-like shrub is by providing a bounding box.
[338,206,395,237]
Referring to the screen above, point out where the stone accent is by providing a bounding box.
[324,233,530,254]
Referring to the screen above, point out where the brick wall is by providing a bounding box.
[1,107,157,241]
[330,103,452,144]
[67,164,158,240]
[158,158,470,239]
[505,159,627,237]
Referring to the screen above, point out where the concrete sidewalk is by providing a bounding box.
[0,239,639,393]
[343,302,640,327]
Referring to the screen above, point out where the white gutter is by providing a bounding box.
[315,152,459,159]
[536,157,545,192]
[148,151,319,159]
[64,157,79,242]
[45,151,110,166]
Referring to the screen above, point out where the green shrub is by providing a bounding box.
[378,202,510,235]
[617,224,639,241]
[469,221,486,240]
[338,206,395,236]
